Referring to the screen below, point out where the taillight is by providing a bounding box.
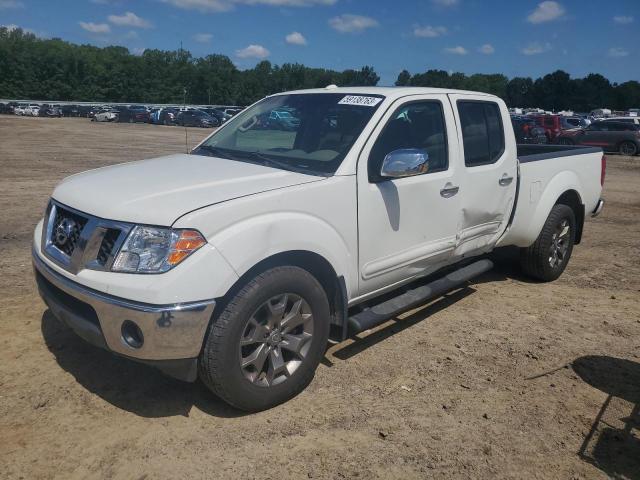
[601,154,606,186]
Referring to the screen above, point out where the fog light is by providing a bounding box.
[121,320,144,349]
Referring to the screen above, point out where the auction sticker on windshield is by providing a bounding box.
[338,95,383,107]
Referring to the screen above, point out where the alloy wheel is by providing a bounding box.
[239,294,314,387]
[548,219,570,268]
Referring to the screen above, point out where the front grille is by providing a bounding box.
[43,200,133,273]
[97,228,121,266]
[50,206,88,256]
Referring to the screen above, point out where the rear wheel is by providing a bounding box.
[619,141,637,156]
[520,204,576,282]
[199,266,330,411]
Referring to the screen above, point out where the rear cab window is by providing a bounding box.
[457,101,505,167]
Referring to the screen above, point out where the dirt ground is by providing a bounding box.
[0,116,639,480]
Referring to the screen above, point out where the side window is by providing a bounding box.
[458,101,505,167]
[369,101,448,181]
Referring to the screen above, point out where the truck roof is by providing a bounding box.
[277,86,498,100]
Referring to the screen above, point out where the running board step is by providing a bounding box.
[347,259,493,335]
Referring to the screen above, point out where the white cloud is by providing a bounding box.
[0,0,23,9]
[132,47,146,55]
[237,0,336,5]
[79,21,112,33]
[613,15,634,25]
[160,0,231,12]
[329,14,379,34]
[193,32,213,42]
[444,46,467,55]
[431,0,458,6]
[413,25,447,38]
[527,1,565,24]
[608,47,629,58]
[161,0,334,12]
[478,43,494,54]
[285,31,307,45]
[521,42,552,55]
[2,23,18,31]
[236,44,270,59]
[108,11,153,28]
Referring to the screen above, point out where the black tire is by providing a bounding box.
[199,266,330,411]
[619,141,637,156]
[520,204,576,282]
[558,137,574,146]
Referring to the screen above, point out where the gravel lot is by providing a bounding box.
[1,116,639,480]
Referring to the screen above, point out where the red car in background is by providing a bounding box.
[530,115,587,143]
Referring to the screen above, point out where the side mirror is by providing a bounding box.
[380,149,429,179]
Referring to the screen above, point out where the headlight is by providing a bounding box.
[112,226,206,273]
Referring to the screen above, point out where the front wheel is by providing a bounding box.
[619,141,638,156]
[199,266,330,411]
[520,204,576,282]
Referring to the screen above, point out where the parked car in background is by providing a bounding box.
[26,104,41,116]
[92,108,119,122]
[0,102,14,114]
[14,103,28,115]
[60,105,80,117]
[530,114,583,143]
[562,117,589,128]
[267,109,300,131]
[176,110,217,127]
[159,108,179,125]
[39,105,63,117]
[149,107,179,125]
[557,121,640,155]
[511,117,547,144]
[201,108,230,125]
[116,106,150,123]
[598,116,640,126]
[223,108,242,116]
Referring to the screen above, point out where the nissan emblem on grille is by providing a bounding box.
[54,217,76,248]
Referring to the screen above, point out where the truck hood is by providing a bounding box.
[52,154,324,225]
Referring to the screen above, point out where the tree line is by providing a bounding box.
[395,69,640,112]
[1,27,638,111]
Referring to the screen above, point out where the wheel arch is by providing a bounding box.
[214,250,347,341]
[555,189,585,244]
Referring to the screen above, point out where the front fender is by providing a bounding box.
[173,176,358,300]
[210,211,354,293]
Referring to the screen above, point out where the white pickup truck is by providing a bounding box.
[33,87,605,411]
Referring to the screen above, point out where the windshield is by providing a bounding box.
[193,93,384,175]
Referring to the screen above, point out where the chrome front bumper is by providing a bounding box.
[33,250,215,380]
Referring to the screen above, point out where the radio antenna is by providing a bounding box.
[183,86,188,153]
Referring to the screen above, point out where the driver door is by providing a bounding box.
[356,95,462,297]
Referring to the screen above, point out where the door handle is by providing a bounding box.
[499,174,514,186]
[440,182,459,198]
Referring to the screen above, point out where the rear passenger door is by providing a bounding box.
[449,95,518,257]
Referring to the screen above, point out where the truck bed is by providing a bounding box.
[496,144,604,248]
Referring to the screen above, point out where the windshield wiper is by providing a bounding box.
[247,151,297,171]
[193,144,235,159]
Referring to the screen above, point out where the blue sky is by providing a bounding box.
[2,0,638,85]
